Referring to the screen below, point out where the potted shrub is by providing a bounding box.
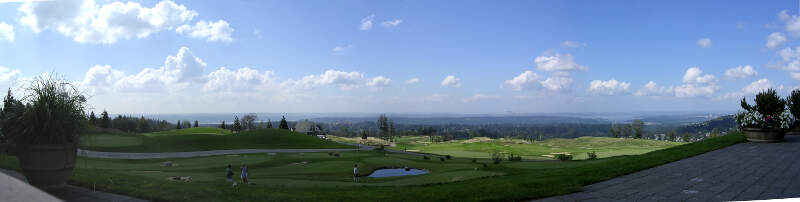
[1,75,87,189]
[736,89,791,142]
[788,89,800,135]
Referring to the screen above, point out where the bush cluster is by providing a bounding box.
[555,153,573,161]
[586,151,598,160]
[491,152,504,164]
[423,155,430,160]
[506,153,522,161]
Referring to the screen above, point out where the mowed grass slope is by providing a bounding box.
[394,136,684,160]
[0,133,746,201]
[81,128,350,152]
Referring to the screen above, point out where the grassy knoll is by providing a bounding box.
[386,136,684,160]
[81,128,350,152]
[0,133,745,201]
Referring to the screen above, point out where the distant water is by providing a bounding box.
[368,168,429,178]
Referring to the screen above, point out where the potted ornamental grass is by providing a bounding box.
[788,89,800,135]
[736,88,792,142]
[1,74,87,189]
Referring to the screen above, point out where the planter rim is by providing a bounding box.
[742,127,787,132]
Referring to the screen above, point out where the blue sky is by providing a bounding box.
[0,0,799,114]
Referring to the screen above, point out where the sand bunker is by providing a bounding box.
[289,161,309,166]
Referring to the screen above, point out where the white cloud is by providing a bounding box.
[504,71,540,91]
[540,74,573,92]
[587,79,630,95]
[535,53,587,72]
[366,76,391,88]
[280,70,365,90]
[675,67,718,97]
[634,81,673,97]
[766,32,787,49]
[0,22,14,42]
[405,78,420,84]
[775,46,800,72]
[17,0,230,44]
[742,79,780,94]
[696,38,712,48]
[203,67,274,92]
[332,45,352,52]
[382,19,402,28]
[792,72,800,81]
[359,15,374,30]
[440,75,461,87]
[779,10,800,36]
[0,66,21,82]
[724,65,757,80]
[176,20,233,42]
[82,46,207,93]
[682,67,716,84]
[561,40,582,48]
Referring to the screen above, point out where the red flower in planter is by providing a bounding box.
[765,115,773,122]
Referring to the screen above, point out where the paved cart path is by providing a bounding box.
[77,148,365,159]
[537,135,800,202]
[0,168,148,202]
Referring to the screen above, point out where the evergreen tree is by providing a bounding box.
[632,120,644,139]
[194,120,199,128]
[176,120,182,129]
[682,133,691,142]
[232,116,242,132]
[667,129,677,142]
[609,123,619,138]
[137,116,150,133]
[89,111,97,125]
[279,116,289,129]
[377,114,389,140]
[100,110,111,128]
[220,120,226,129]
[388,119,396,142]
[266,119,273,128]
[711,128,719,138]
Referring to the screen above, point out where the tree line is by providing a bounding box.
[88,110,174,133]
[218,113,290,133]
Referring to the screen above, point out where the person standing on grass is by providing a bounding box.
[353,164,358,182]
[226,164,234,183]
[240,164,249,184]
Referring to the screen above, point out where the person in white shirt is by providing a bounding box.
[353,164,358,182]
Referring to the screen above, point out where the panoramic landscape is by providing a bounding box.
[2,0,800,201]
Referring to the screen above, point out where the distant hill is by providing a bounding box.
[312,115,610,125]
[674,115,736,134]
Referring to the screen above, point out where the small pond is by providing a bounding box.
[368,168,429,178]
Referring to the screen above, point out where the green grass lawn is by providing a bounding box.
[0,133,745,201]
[389,136,684,160]
[80,128,351,152]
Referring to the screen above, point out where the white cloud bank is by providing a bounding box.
[634,81,673,97]
[535,53,587,72]
[359,15,374,30]
[18,0,232,44]
[382,19,402,28]
[766,32,787,49]
[674,67,718,97]
[587,79,630,95]
[405,78,420,84]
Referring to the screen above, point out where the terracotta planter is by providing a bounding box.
[743,128,786,143]
[17,144,77,190]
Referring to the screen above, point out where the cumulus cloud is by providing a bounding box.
[176,20,233,42]
[561,40,582,48]
[382,19,402,28]
[280,70,365,90]
[674,67,718,97]
[405,78,420,84]
[634,81,673,97]
[359,15,374,30]
[779,10,800,36]
[716,78,784,101]
[366,76,391,88]
[540,74,573,92]
[203,67,274,92]
[587,79,630,95]
[0,22,14,42]
[724,65,757,80]
[504,71,540,91]
[766,32,787,49]
[0,66,21,82]
[82,46,207,93]
[696,38,712,48]
[440,75,461,87]
[775,46,800,72]
[535,53,587,72]
[462,94,497,102]
[18,0,230,44]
